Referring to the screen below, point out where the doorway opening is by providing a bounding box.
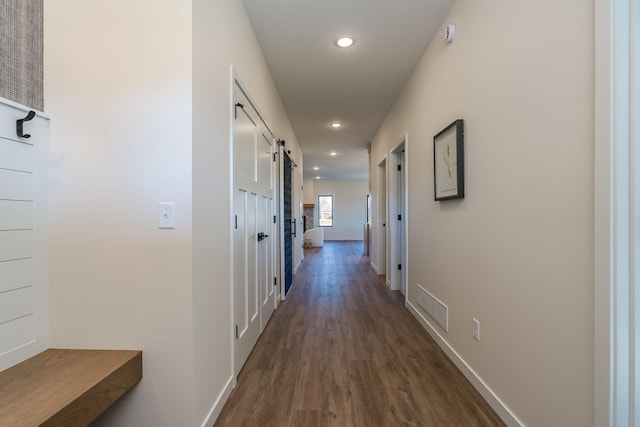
[375,157,388,278]
[390,138,407,296]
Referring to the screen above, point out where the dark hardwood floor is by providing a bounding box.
[214,241,506,427]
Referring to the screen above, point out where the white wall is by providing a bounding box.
[303,179,314,204]
[292,168,305,271]
[45,2,193,425]
[312,180,368,241]
[192,0,301,424]
[370,1,594,426]
[45,0,302,426]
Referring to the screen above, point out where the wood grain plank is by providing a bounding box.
[0,349,142,427]
[288,410,320,427]
[214,242,505,427]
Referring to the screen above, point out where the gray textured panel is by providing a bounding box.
[0,0,43,111]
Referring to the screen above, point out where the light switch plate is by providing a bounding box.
[159,202,175,229]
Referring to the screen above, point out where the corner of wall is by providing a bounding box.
[198,375,234,427]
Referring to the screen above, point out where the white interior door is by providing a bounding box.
[232,90,260,376]
[258,133,275,328]
[232,82,277,377]
[233,188,260,375]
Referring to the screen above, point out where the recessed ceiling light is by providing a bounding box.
[313,166,319,171]
[336,35,355,48]
[316,176,322,180]
[330,122,342,128]
[329,152,337,156]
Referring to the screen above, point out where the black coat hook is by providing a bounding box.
[17,110,36,139]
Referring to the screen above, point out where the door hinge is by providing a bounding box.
[235,324,239,339]
[397,214,402,221]
[234,215,238,229]
[273,215,277,224]
[273,152,278,162]
[274,277,277,287]
[398,164,402,171]
[234,102,244,119]
[398,264,402,271]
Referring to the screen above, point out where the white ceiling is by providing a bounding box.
[242,0,455,181]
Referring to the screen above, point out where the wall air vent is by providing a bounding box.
[416,284,448,332]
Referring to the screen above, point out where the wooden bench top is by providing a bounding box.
[0,349,142,426]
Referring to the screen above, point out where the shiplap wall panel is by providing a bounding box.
[0,169,33,201]
[0,98,48,371]
[0,139,33,171]
[0,315,34,356]
[0,258,33,293]
[0,200,33,231]
[0,286,34,324]
[0,230,33,261]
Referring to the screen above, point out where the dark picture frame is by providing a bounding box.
[434,119,464,201]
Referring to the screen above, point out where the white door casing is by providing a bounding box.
[397,149,406,296]
[595,0,640,424]
[376,157,387,277]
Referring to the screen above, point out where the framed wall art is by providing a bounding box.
[434,119,464,201]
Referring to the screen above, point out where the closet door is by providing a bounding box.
[232,93,261,377]
[232,85,277,377]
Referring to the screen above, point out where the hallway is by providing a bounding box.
[215,241,505,426]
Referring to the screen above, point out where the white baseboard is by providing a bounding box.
[406,301,525,427]
[371,262,379,274]
[386,278,391,288]
[370,262,387,277]
[200,375,234,427]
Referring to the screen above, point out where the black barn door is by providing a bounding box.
[283,153,293,296]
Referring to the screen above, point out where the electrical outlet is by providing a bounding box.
[472,318,480,341]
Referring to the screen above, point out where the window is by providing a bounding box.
[318,195,333,227]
